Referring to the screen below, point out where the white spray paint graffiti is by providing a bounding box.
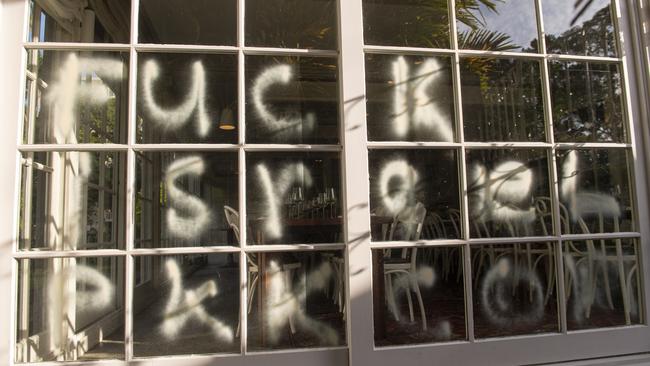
[256,162,313,239]
[480,257,544,327]
[160,259,234,343]
[391,56,453,141]
[560,150,621,222]
[377,159,419,216]
[165,156,212,240]
[47,264,115,348]
[385,265,435,319]
[251,64,316,139]
[46,53,123,143]
[140,60,211,137]
[469,161,536,226]
[563,253,591,323]
[265,260,339,346]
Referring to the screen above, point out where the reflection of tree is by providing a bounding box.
[456,0,519,52]
[246,0,337,49]
[546,6,616,57]
[549,60,622,142]
[462,58,545,142]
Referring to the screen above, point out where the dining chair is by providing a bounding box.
[383,202,428,330]
[225,206,303,337]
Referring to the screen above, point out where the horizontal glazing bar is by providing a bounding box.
[369,239,466,249]
[457,49,547,59]
[468,236,559,245]
[243,144,342,151]
[363,45,622,64]
[463,142,553,149]
[363,45,456,56]
[366,142,462,149]
[244,346,349,355]
[242,47,339,57]
[135,44,239,53]
[555,142,632,149]
[13,249,126,259]
[560,232,641,241]
[547,53,621,63]
[243,244,346,252]
[23,42,131,51]
[129,246,242,256]
[18,144,130,151]
[133,144,240,151]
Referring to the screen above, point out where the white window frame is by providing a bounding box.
[1,0,650,365]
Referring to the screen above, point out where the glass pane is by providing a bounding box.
[542,0,617,57]
[247,251,346,350]
[16,257,124,363]
[246,152,342,244]
[557,149,634,234]
[362,0,450,48]
[245,56,339,144]
[471,243,559,338]
[373,247,466,346]
[133,254,240,356]
[365,54,456,142]
[136,52,238,144]
[245,0,337,49]
[368,149,461,241]
[24,50,129,144]
[27,0,131,43]
[139,0,236,45]
[135,151,239,248]
[564,239,642,330]
[460,57,545,142]
[18,151,125,251]
[550,60,625,143]
[466,149,552,237]
[457,0,539,52]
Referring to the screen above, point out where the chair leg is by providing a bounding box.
[615,239,631,325]
[545,257,555,306]
[599,241,614,310]
[248,274,259,314]
[284,269,297,334]
[411,274,427,331]
[404,276,415,323]
[385,274,400,321]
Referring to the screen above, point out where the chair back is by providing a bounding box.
[423,212,447,239]
[224,205,241,242]
[388,202,427,242]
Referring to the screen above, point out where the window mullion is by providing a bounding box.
[338,0,374,364]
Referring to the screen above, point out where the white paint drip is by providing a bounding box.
[141,60,211,137]
[160,259,233,343]
[256,162,313,239]
[251,64,316,138]
[378,159,419,216]
[391,56,453,141]
[165,156,212,239]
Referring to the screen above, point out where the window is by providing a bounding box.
[2,0,650,365]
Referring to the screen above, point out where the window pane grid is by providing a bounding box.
[12,0,646,363]
[17,0,347,360]
[362,0,639,347]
